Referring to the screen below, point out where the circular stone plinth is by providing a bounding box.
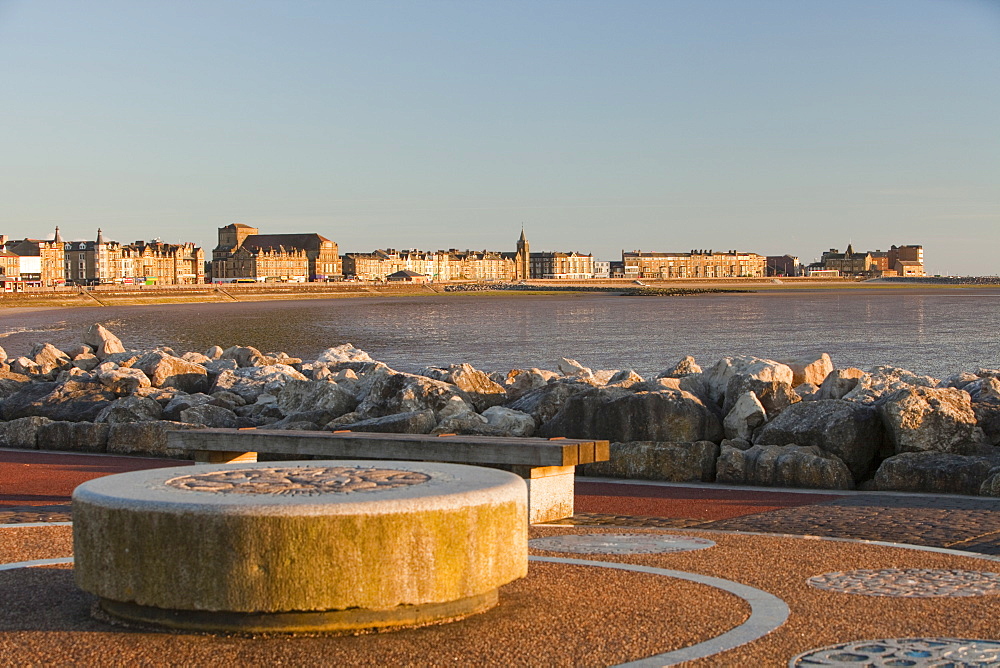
[72,461,527,633]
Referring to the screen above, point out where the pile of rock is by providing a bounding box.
[0,324,998,497]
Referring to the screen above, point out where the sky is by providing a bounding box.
[1,1,998,274]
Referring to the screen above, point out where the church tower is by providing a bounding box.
[515,228,530,280]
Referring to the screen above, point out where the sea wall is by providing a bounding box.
[1,324,998,497]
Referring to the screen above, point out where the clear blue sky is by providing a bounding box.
[1,0,998,274]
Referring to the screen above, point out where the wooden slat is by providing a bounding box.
[167,429,609,468]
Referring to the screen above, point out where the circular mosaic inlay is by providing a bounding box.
[529,533,715,555]
[807,568,1000,598]
[790,637,1000,667]
[165,466,431,496]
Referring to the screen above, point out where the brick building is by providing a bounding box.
[211,224,340,282]
[623,250,766,278]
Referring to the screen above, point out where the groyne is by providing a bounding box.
[1,324,998,497]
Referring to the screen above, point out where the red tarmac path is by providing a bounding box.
[0,449,837,522]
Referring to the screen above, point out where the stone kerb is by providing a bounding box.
[72,460,528,633]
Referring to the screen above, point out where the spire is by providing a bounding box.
[518,226,527,243]
[96,228,105,245]
[53,226,63,243]
[845,242,854,257]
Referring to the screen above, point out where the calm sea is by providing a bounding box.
[2,288,999,380]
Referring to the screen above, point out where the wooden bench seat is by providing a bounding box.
[166,428,610,523]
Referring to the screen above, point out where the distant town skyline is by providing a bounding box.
[2,1,998,275]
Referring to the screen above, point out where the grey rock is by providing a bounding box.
[539,386,723,443]
[204,345,224,360]
[355,371,472,419]
[581,441,718,482]
[874,452,999,495]
[105,421,204,457]
[755,399,885,480]
[83,323,126,359]
[31,343,72,375]
[134,350,210,393]
[221,345,272,368]
[843,365,940,404]
[441,363,507,412]
[162,393,214,421]
[500,368,560,401]
[1,379,117,422]
[315,344,374,364]
[10,357,41,376]
[211,364,309,402]
[179,403,240,428]
[816,367,866,400]
[879,386,982,454]
[72,354,101,372]
[981,468,1000,497]
[96,367,152,395]
[778,353,833,388]
[332,409,437,434]
[37,421,109,453]
[606,369,644,388]
[0,416,52,448]
[95,395,164,424]
[973,402,1000,446]
[703,356,794,407]
[277,379,357,418]
[505,380,593,426]
[723,391,767,441]
[716,443,854,490]
[658,356,702,379]
[481,406,536,437]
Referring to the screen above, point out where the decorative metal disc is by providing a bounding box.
[790,637,1000,666]
[529,533,715,555]
[807,568,1000,598]
[165,467,430,496]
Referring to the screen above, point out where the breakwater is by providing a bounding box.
[1,324,998,497]
[442,282,750,296]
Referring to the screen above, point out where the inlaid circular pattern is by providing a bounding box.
[790,637,1000,666]
[807,568,1000,598]
[529,533,715,555]
[165,466,431,496]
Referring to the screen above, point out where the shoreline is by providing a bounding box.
[0,277,992,310]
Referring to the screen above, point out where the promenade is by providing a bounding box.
[2,449,999,666]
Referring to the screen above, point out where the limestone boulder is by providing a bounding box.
[0,371,32,401]
[37,421,109,453]
[501,368,560,401]
[355,371,472,419]
[181,351,212,365]
[83,324,126,359]
[940,371,980,390]
[779,353,833,388]
[0,345,6,362]
[816,367,866,400]
[331,409,437,434]
[755,399,885,480]
[315,344,374,364]
[72,354,101,372]
[96,367,152,396]
[481,406,536,437]
[558,357,593,378]
[179,404,240,428]
[221,345,272,368]
[133,351,210,393]
[723,391,767,441]
[277,379,357,419]
[704,356,792,406]
[964,377,1000,403]
[874,452,999,495]
[658,356,702,378]
[433,363,507,412]
[0,379,117,422]
[432,413,511,437]
[30,343,72,375]
[843,365,940,404]
[879,386,982,454]
[581,441,718,483]
[539,386,723,443]
[10,357,41,376]
[606,369,644,388]
[716,443,854,490]
[204,345,224,360]
[211,364,309,402]
[95,396,164,424]
[105,421,204,457]
[0,416,52,448]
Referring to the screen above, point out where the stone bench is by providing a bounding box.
[166,428,609,523]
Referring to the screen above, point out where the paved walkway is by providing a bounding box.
[2,449,999,666]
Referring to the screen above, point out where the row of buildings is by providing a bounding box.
[0,225,926,289]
